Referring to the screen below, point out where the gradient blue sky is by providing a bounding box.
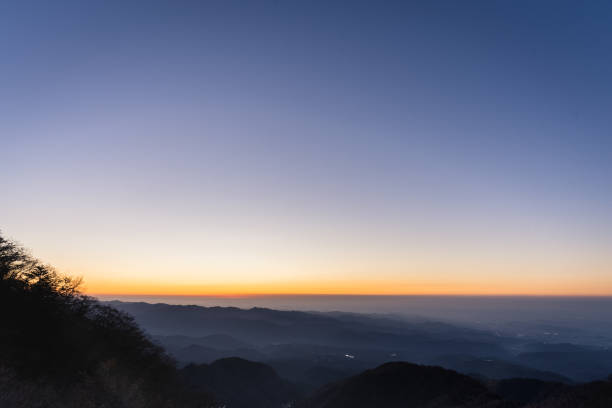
[2,1,611,294]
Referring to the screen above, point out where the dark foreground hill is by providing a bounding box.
[296,361,612,408]
[527,380,612,408]
[296,362,511,408]
[181,357,300,408]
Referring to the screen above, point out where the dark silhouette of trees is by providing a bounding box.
[0,232,214,408]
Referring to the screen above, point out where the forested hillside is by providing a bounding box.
[0,234,214,408]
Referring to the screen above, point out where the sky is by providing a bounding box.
[1,1,611,296]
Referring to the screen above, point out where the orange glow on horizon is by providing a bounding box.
[83,279,612,297]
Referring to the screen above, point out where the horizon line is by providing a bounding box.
[89,292,612,298]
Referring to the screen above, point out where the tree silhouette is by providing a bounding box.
[0,232,215,408]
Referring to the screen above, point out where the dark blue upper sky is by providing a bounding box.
[1,1,611,294]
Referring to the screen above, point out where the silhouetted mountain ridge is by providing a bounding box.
[181,357,299,408]
[297,361,511,408]
[110,300,606,385]
[297,362,612,408]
